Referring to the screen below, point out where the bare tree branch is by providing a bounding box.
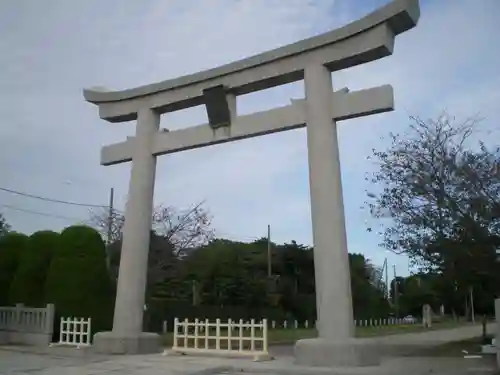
[88,200,215,290]
[152,200,215,256]
[86,207,124,244]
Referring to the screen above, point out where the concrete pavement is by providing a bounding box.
[0,324,497,375]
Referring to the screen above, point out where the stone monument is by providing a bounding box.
[422,304,432,328]
[83,0,420,366]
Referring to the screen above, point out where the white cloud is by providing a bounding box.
[0,0,499,276]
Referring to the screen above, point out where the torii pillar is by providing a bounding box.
[84,0,420,367]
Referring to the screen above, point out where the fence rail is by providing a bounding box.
[0,303,54,346]
[171,318,271,361]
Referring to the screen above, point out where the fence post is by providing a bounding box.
[194,319,199,349]
[14,303,23,332]
[250,319,255,352]
[59,317,64,344]
[69,317,74,345]
[238,319,243,351]
[227,318,232,351]
[173,318,179,349]
[77,317,84,348]
[183,318,188,348]
[204,319,209,350]
[44,304,55,342]
[262,318,268,354]
[215,318,221,350]
[87,317,92,345]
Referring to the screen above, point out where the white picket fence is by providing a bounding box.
[270,318,416,329]
[170,318,271,361]
[51,317,92,348]
[162,317,417,333]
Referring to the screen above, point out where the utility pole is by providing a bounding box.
[106,187,114,271]
[384,258,389,301]
[267,224,272,278]
[107,187,115,245]
[393,264,399,318]
[469,286,475,323]
[192,280,197,306]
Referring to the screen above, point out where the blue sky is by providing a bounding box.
[1,0,499,277]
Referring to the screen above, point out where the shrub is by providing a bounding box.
[44,225,114,333]
[9,231,59,306]
[0,232,29,306]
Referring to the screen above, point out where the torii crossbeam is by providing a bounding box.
[83,0,419,367]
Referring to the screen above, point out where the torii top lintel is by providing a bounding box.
[83,0,419,123]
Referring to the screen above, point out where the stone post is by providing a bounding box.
[303,64,354,340]
[14,303,23,332]
[93,108,161,354]
[495,299,500,367]
[422,304,432,328]
[44,303,55,345]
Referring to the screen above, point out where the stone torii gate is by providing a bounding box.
[84,0,419,367]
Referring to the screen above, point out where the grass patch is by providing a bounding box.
[161,321,477,347]
[357,320,473,337]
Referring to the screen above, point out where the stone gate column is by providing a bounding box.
[294,64,378,366]
[94,108,161,354]
[304,63,354,340]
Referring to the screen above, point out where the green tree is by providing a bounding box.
[390,274,439,317]
[0,232,28,305]
[44,225,114,333]
[108,231,179,302]
[366,114,500,314]
[161,238,390,322]
[179,239,269,308]
[0,213,11,237]
[9,231,59,306]
[350,254,391,319]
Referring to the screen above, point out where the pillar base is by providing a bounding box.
[294,337,381,367]
[93,331,161,354]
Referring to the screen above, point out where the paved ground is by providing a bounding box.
[269,323,497,357]
[0,324,497,375]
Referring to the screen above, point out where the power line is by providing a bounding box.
[0,203,84,222]
[0,186,108,208]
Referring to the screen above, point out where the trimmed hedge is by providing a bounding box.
[146,299,287,333]
[0,232,29,306]
[9,230,59,306]
[44,225,114,334]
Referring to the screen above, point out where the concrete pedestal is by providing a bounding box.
[294,338,381,367]
[93,331,161,354]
